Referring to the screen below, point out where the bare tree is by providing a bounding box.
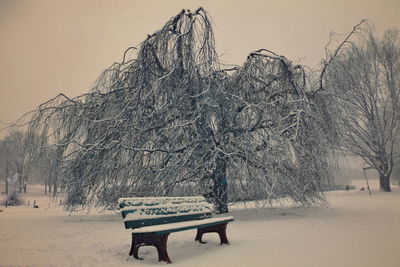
[0,131,31,193]
[23,8,336,212]
[28,144,60,196]
[392,142,400,186]
[323,27,400,191]
[0,139,10,194]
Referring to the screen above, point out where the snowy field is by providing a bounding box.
[1,180,399,267]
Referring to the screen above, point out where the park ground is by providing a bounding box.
[0,179,399,267]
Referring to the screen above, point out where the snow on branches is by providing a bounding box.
[26,8,335,211]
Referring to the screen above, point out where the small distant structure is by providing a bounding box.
[4,173,23,206]
[392,161,400,186]
[362,165,372,195]
[8,173,19,200]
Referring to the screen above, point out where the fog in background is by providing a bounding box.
[1,0,399,177]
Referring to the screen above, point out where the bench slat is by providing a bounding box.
[132,216,234,236]
[121,203,212,219]
[124,212,212,229]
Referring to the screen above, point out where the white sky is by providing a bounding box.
[0,0,399,137]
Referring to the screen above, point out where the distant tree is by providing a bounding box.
[0,131,61,195]
[29,145,60,196]
[393,142,400,186]
[0,139,10,194]
[24,8,336,212]
[0,131,31,193]
[323,27,400,191]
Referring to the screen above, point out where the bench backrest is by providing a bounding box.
[118,196,213,229]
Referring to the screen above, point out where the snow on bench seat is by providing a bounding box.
[132,216,234,235]
[118,196,207,209]
[118,196,214,229]
[122,203,212,220]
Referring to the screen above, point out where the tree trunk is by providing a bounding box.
[53,178,57,197]
[5,161,9,195]
[212,153,229,213]
[18,169,23,193]
[379,173,391,192]
[23,174,27,193]
[5,178,8,195]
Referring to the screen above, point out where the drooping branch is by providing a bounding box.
[317,19,370,94]
[22,8,336,210]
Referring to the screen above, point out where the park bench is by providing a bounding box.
[118,196,234,263]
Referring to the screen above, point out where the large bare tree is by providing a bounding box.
[323,27,400,191]
[24,8,335,212]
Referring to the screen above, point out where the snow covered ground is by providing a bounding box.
[1,180,399,267]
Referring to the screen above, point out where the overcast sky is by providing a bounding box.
[1,0,399,137]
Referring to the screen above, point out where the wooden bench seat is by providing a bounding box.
[132,216,234,235]
[118,196,234,263]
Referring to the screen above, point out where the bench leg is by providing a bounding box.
[129,234,134,256]
[130,233,172,264]
[129,234,142,260]
[195,230,206,244]
[156,234,171,263]
[195,223,230,245]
